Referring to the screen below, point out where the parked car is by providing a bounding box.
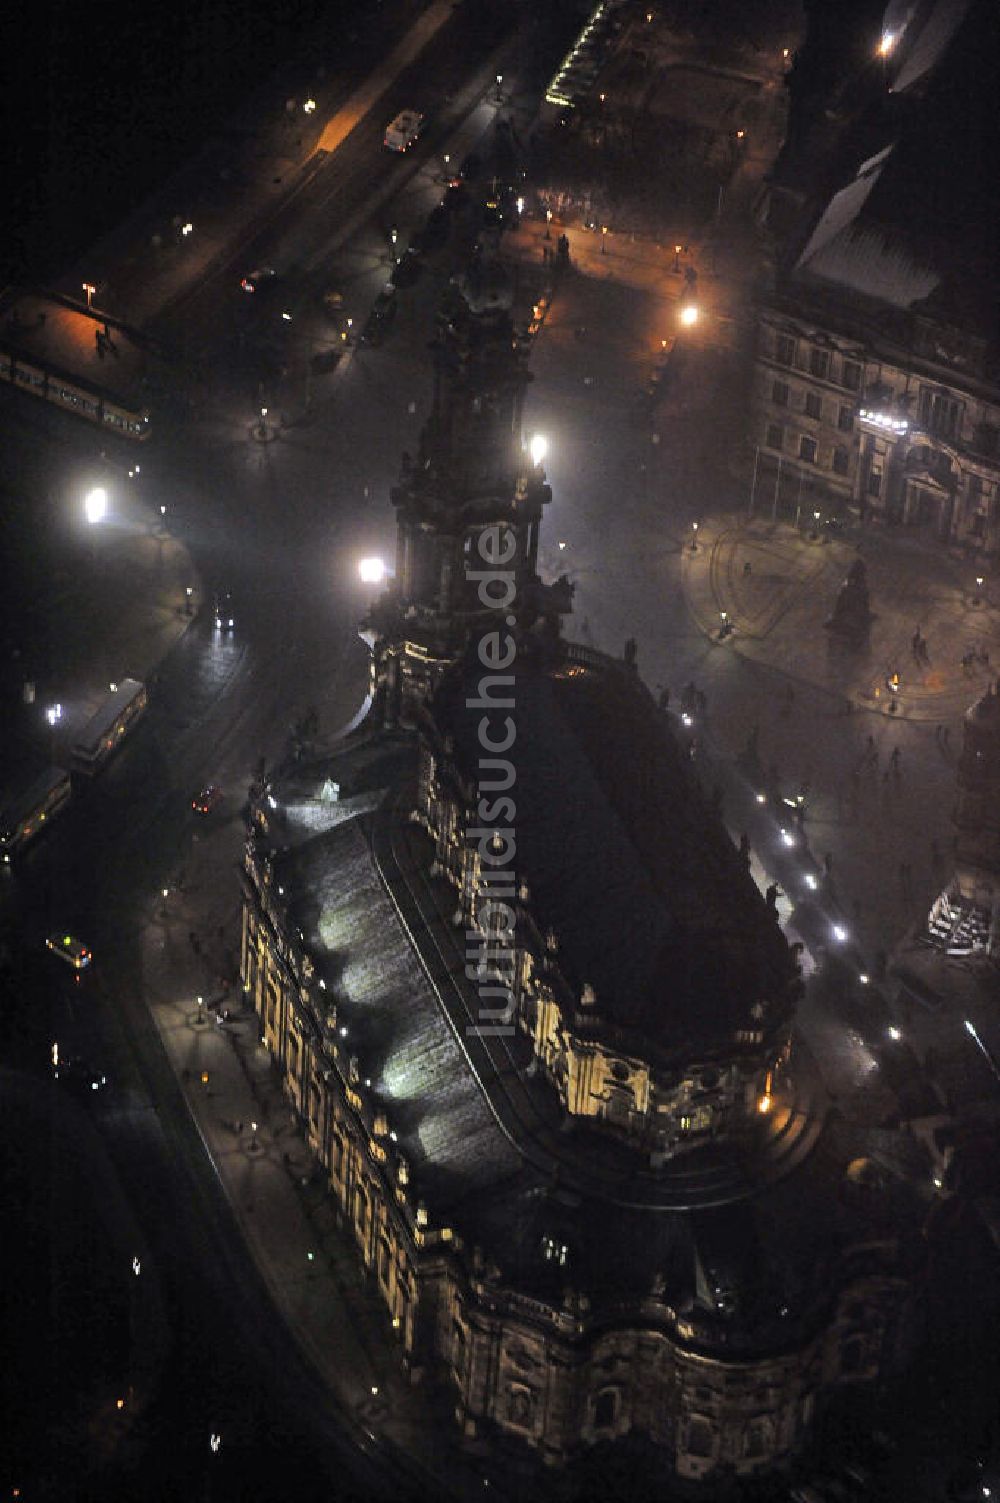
[389,248,422,289]
[310,348,342,374]
[361,286,397,346]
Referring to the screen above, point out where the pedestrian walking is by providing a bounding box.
[890,746,901,769]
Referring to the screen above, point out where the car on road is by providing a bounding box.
[214,591,235,631]
[46,933,92,970]
[361,285,397,346]
[383,109,424,152]
[240,267,278,294]
[53,1050,108,1094]
[192,784,224,816]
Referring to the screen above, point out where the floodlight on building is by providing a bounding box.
[887,1026,901,1040]
[757,1093,772,1114]
[858,972,870,985]
[529,434,548,467]
[804,872,818,890]
[858,408,908,434]
[832,924,848,943]
[358,557,388,585]
[780,828,796,848]
[679,304,699,328]
[878,31,895,57]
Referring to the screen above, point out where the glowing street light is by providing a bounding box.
[303,97,317,114]
[679,304,699,328]
[82,282,96,308]
[529,434,548,467]
[878,31,895,57]
[358,556,387,585]
[85,486,107,525]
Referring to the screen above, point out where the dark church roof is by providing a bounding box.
[436,646,799,1064]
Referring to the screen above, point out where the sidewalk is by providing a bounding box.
[140,818,513,1502]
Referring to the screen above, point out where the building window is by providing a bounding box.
[744,1417,772,1459]
[378,1237,391,1285]
[593,1390,619,1430]
[771,380,789,407]
[766,423,783,452]
[918,388,962,441]
[774,333,796,367]
[833,447,850,477]
[508,1387,534,1429]
[809,347,830,380]
[838,405,855,433]
[805,392,822,421]
[687,1416,715,1458]
[799,436,817,464]
[868,467,882,497]
[974,423,998,457]
[841,359,862,391]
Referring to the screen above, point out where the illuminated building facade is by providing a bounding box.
[240,262,922,1481]
[752,0,999,555]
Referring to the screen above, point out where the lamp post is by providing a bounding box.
[690,521,699,552]
[82,282,96,309]
[974,574,984,607]
[46,702,62,768]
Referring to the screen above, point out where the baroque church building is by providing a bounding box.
[240,258,922,1480]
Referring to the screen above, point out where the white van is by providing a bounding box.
[383,109,425,152]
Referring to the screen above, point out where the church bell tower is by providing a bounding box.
[365,256,568,722]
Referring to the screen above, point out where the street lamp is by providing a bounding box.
[679,304,699,327]
[690,520,699,552]
[529,434,548,468]
[82,282,96,308]
[85,486,107,525]
[975,574,984,606]
[358,557,388,585]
